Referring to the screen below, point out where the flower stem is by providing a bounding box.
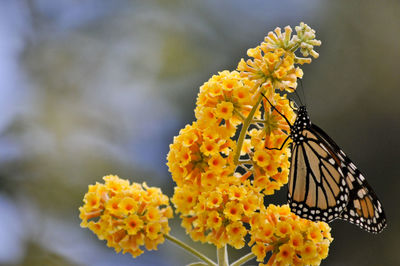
[230,252,256,266]
[289,42,300,53]
[234,93,263,165]
[238,159,253,165]
[165,234,216,266]
[217,246,229,266]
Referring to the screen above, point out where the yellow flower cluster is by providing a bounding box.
[264,22,321,59]
[195,70,258,136]
[167,23,322,251]
[250,205,333,266]
[173,178,263,248]
[167,121,236,187]
[167,119,264,248]
[79,175,173,258]
[237,22,321,92]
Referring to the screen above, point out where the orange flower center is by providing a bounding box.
[237,91,245,99]
[129,221,137,228]
[280,227,288,234]
[282,249,289,258]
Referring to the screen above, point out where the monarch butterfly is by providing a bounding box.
[262,93,386,233]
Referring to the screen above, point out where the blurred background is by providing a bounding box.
[0,0,399,265]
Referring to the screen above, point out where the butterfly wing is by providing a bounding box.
[307,124,386,233]
[339,166,387,233]
[288,125,349,222]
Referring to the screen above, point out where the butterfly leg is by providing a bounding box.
[261,93,292,127]
[265,135,290,151]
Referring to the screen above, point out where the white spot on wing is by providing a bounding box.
[357,189,366,198]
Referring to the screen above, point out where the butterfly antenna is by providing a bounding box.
[298,78,307,106]
[294,89,303,106]
[260,92,292,127]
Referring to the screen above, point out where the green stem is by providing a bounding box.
[238,160,253,165]
[289,42,301,53]
[217,246,229,266]
[165,234,216,266]
[234,94,263,165]
[230,252,256,266]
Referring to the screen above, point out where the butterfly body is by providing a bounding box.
[289,106,311,144]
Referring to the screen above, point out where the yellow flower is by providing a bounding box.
[119,197,138,214]
[216,101,234,120]
[242,194,260,216]
[289,232,304,250]
[255,222,274,242]
[125,215,144,235]
[106,195,124,217]
[308,226,323,243]
[224,201,244,221]
[228,185,246,201]
[200,170,220,187]
[206,191,223,208]
[172,186,198,213]
[146,207,162,222]
[200,140,219,156]
[276,221,292,237]
[104,174,130,192]
[226,221,247,248]
[301,241,317,260]
[276,244,295,265]
[207,211,222,229]
[84,192,101,209]
[208,154,227,169]
[145,223,162,240]
[79,175,172,258]
[317,239,330,259]
[252,243,269,262]
[233,86,251,104]
[253,149,272,168]
[202,126,220,141]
